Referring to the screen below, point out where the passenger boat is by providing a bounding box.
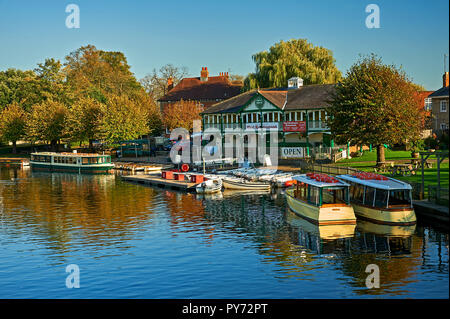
[30,152,114,174]
[222,176,271,190]
[336,172,416,225]
[285,173,356,225]
[196,178,223,194]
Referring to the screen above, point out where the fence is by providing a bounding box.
[301,162,361,176]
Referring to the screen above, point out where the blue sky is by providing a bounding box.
[0,0,448,90]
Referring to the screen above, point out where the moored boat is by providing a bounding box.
[30,152,114,174]
[336,172,416,225]
[285,173,356,225]
[222,176,271,191]
[196,178,223,194]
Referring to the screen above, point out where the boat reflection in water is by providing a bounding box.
[287,210,356,240]
[356,219,416,238]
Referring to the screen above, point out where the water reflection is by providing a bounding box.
[0,165,448,298]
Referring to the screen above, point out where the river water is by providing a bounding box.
[0,166,448,299]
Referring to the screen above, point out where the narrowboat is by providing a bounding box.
[285,173,357,225]
[30,152,114,174]
[336,172,416,225]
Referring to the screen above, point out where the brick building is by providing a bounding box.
[157,67,243,114]
[428,72,449,134]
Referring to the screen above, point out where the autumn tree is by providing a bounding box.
[66,97,105,148]
[27,99,68,151]
[326,55,425,164]
[140,64,188,102]
[100,94,150,143]
[243,39,342,90]
[163,100,203,131]
[0,102,27,153]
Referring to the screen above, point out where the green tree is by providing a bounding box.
[243,39,342,90]
[100,94,149,143]
[27,99,68,151]
[0,69,41,112]
[0,102,27,153]
[66,97,105,149]
[326,55,425,164]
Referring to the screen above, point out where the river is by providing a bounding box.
[0,166,448,298]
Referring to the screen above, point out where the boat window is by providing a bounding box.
[375,189,389,208]
[82,157,89,165]
[322,187,348,205]
[364,187,376,207]
[309,186,320,206]
[349,183,364,204]
[294,183,308,202]
[388,189,411,207]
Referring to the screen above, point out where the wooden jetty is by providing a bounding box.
[0,158,30,167]
[113,162,164,173]
[121,174,198,191]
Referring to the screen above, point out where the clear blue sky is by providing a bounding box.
[0,0,448,90]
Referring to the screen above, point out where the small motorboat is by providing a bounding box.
[222,176,271,190]
[196,178,223,194]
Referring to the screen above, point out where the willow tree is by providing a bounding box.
[326,55,425,164]
[0,102,27,153]
[243,39,342,90]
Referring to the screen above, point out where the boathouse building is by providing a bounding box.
[201,78,344,160]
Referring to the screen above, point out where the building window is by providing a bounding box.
[424,98,432,111]
[440,100,448,112]
[440,123,449,130]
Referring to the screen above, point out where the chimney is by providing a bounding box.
[167,77,174,91]
[200,67,209,82]
[443,72,449,88]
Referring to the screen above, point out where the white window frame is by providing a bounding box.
[440,100,448,113]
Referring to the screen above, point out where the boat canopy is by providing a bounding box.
[336,174,412,190]
[293,174,350,188]
[31,152,107,158]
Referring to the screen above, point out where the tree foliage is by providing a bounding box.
[326,55,425,163]
[0,102,27,153]
[100,94,150,143]
[27,99,68,151]
[163,99,203,131]
[0,69,41,112]
[243,39,342,90]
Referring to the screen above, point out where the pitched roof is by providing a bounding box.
[201,90,258,114]
[157,75,243,102]
[202,84,336,114]
[284,84,336,110]
[428,86,449,98]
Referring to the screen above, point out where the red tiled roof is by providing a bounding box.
[157,75,243,102]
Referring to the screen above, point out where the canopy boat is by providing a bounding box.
[30,152,114,174]
[222,176,271,191]
[285,173,356,225]
[196,178,223,194]
[336,172,416,225]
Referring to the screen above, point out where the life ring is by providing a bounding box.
[181,163,189,172]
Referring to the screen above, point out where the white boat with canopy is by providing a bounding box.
[336,173,416,225]
[285,173,356,225]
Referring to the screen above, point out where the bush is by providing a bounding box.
[424,136,438,150]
